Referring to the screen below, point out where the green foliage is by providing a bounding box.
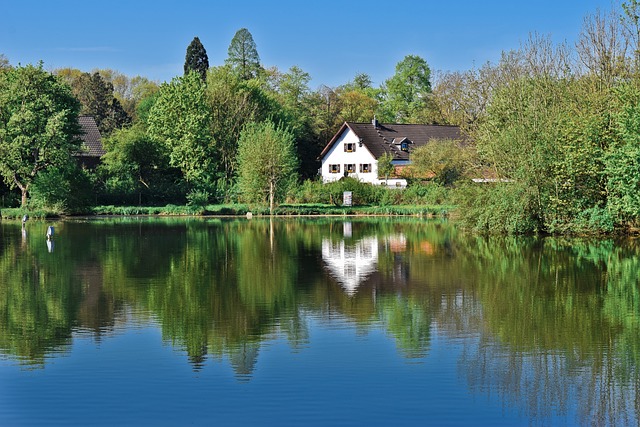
[206,66,289,184]
[0,207,58,219]
[148,71,214,190]
[382,55,432,123]
[377,153,395,181]
[0,63,82,207]
[184,36,209,81]
[186,189,210,208]
[236,121,298,212]
[572,206,615,233]
[226,28,261,80]
[605,83,640,226]
[401,182,450,205]
[454,182,544,234]
[30,163,94,214]
[61,71,131,135]
[290,178,451,208]
[92,69,160,120]
[100,123,179,205]
[336,73,382,123]
[409,139,468,185]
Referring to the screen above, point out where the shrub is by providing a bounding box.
[187,189,210,208]
[572,206,615,234]
[30,164,94,214]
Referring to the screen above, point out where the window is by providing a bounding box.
[344,143,356,152]
[345,164,355,174]
[400,141,409,152]
[359,164,371,173]
[329,164,340,173]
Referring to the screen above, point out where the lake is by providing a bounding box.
[0,217,638,426]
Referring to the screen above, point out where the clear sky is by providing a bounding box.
[1,0,617,88]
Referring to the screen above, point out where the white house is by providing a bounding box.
[319,119,462,187]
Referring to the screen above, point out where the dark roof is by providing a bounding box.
[76,116,105,157]
[320,121,462,160]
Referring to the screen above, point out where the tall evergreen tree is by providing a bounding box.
[226,28,261,80]
[184,37,209,81]
[64,71,131,136]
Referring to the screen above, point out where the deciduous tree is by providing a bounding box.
[101,124,175,205]
[377,153,395,184]
[0,63,82,207]
[382,55,432,123]
[410,139,468,185]
[206,65,287,186]
[148,71,213,191]
[236,121,298,213]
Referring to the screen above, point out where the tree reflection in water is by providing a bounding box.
[0,218,638,424]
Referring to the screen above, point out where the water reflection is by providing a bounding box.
[321,235,378,295]
[0,218,639,425]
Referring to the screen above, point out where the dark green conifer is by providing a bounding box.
[184,37,209,81]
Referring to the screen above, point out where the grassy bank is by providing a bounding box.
[1,203,453,219]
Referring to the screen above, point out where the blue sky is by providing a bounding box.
[2,0,617,88]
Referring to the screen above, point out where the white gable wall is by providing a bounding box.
[320,128,407,187]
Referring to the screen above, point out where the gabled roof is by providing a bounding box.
[76,115,105,157]
[320,121,462,160]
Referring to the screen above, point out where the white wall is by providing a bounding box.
[320,128,407,187]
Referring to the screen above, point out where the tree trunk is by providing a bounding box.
[269,180,274,215]
[21,188,28,208]
[14,177,28,208]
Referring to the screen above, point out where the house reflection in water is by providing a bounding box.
[322,236,378,295]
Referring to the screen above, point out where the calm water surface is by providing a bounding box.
[0,217,638,426]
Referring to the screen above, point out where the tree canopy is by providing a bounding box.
[0,63,82,207]
[184,36,209,81]
[382,55,432,123]
[236,121,298,213]
[148,71,213,191]
[226,28,261,80]
[58,70,131,135]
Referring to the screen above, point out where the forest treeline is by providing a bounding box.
[2,2,640,234]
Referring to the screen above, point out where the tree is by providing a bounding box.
[101,124,175,205]
[226,28,261,80]
[236,121,298,213]
[429,66,495,131]
[622,0,640,72]
[206,65,288,186]
[148,71,213,192]
[184,37,209,81]
[271,65,326,179]
[59,70,131,135]
[275,65,311,111]
[94,69,160,119]
[0,63,82,207]
[382,55,432,123]
[337,73,384,123]
[410,139,468,185]
[605,83,640,224]
[576,9,627,88]
[377,153,395,184]
[0,54,10,70]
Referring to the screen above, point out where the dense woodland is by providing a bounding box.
[3,3,640,234]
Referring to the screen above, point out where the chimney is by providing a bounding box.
[372,115,379,129]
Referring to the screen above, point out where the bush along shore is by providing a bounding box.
[1,179,454,219]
